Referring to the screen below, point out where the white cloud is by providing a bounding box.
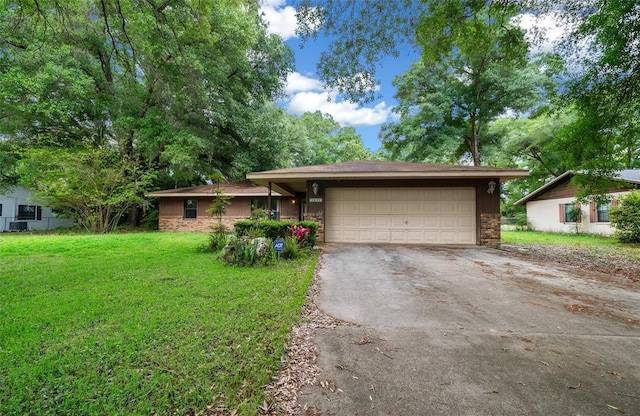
[285,89,393,127]
[284,72,323,95]
[514,12,568,54]
[260,0,298,41]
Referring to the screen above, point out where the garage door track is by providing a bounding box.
[298,245,640,415]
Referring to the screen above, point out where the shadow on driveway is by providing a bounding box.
[298,244,640,415]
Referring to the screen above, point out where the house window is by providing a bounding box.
[184,200,197,219]
[0,204,2,216]
[251,198,280,220]
[17,205,41,221]
[560,203,581,223]
[597,203,611,222]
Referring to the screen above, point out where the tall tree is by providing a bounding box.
[556,0,640,174]
[382,2,560,165]
[293,111,372,166]
[0,0,293,223]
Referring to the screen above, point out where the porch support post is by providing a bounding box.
[268,182,272,219]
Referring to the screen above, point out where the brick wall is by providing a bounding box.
[304,212,324,244]
[158,215,300,233]
[480,213,501,247]
[159,216,246,232]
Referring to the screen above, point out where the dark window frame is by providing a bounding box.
[17,205,41,221]
[251,198,280,220]
[184,199,198,219]
[596,202,611,223]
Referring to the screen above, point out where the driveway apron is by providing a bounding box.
[298,244,640,415]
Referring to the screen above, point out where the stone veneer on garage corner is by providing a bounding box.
[480,213,501,247]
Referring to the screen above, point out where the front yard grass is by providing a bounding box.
[0,232,318,415]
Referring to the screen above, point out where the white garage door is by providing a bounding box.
[325,187,476,244]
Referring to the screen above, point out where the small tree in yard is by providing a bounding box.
[610,191,640,243]
[206,171,233,251]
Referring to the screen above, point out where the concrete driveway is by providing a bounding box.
[298,245,640,415]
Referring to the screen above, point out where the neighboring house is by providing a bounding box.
[515,170,640,235]
[0,186,76,232]
[148,180,300,232]
[247,160,528,246]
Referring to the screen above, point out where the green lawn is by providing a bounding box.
[0,232,318,415]
[501,230,624,246]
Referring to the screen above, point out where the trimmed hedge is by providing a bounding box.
[234,220,318,248]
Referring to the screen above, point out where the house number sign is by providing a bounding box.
[309,198,322,203]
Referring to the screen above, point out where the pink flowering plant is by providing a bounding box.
[288,225,310,244]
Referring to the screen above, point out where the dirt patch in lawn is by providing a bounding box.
[501,244,640,285]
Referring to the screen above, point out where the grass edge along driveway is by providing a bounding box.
[0,232,318,415]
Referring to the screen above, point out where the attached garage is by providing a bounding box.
[325,187,476,244]
[246,161,528,246]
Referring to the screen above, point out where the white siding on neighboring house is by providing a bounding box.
[0,187,76,231]
[527,194,623,236]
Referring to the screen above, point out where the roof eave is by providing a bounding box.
[247,170,529,182]
[148,192,281,197]
[514,171,575,206]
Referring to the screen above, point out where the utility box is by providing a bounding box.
[9,221,28,231]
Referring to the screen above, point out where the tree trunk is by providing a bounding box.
[470,117,481,166]
[127,203,140,227]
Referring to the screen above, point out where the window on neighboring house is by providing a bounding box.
[560,203,581,223]
[184,200,197,219]
[596,202,611,222]
[17,205,42,221]
[0,204,2,216]
[251,198,280,220]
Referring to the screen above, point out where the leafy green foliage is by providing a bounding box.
[205,172,234,224]
[382,2,561,166]
[292,111,373,166]
[0,233,318,414]
[17,148,154,233]
[0,0,294,211]
[610,191,640,243]
[234,220,318,249]
[208,224,231,252]
[221,236,274,266]
[296,0,421,103]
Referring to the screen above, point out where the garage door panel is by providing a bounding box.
[358,216,374,227]
[374,200,391,214]
[391,200,408,214]
[325,187,476,244]
[374,216,390,228]
[342,216,358,227]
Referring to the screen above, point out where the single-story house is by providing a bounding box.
[246,161,528,246]
[515,170,640,235]
[0,186,76,232]
[148,180,300,232]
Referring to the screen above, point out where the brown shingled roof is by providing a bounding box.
[148,180,280,197]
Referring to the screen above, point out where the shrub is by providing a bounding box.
[234,220,318,248]
[281,236,303,260]
[209,224,230,252]
[515,212,529,231]
[141,208,159,231]
[610,190,640,243]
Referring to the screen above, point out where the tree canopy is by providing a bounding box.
[0,0,294,230]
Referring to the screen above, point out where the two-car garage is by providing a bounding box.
[324,187,476,244]
[246,160,529,246]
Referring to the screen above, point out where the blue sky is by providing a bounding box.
[259,1,566,152]
[260,0,417,151]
